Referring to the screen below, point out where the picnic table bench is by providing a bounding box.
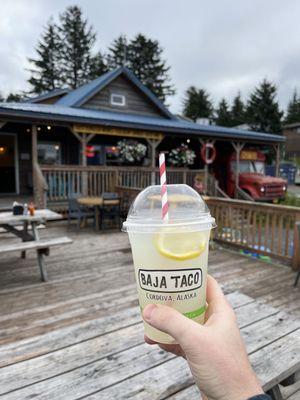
[0,209,72,282]
[0,291,298,399]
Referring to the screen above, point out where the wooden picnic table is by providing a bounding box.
[77,196,120,230]
[1,290,299,399]
[0,209,72,282]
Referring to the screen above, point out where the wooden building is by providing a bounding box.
[0,67,285,207]
[282,123,300,161]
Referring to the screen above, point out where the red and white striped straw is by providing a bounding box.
[159,152,169,222]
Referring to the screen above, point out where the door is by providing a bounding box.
[0,134,17,193]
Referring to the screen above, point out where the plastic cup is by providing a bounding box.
[122,184,215,344]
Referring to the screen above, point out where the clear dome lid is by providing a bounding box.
[122,184,216,233]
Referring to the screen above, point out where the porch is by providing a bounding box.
[0,116,284,208]
[0,223,299,399]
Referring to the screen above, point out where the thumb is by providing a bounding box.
[143,304,203,346]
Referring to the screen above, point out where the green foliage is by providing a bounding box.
[168,144,196,167]
[107,33,175,102]
[28,19,63,94]
[279,193,300,207]
[183,87,214,122]
[230,92,245,126]
[28,6,107,94]
[117,139,147,164]
[285,90,300,124]
[58,6,107,88]
[107,35,129,69]
[214,98,233,126]
[246,79,283,133]
[6,93,23,102]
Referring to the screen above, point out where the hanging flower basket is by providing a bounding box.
[117,139,147,165]
[168,144,196,167]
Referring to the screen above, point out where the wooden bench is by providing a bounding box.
[0,236,72,282]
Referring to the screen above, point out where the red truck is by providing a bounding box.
[214,149,287,201]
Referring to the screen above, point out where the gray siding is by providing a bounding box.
[82,76,165,118]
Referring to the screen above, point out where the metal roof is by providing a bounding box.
[25,88,70,104]
[0,102,285,143]
[56,66,175,120]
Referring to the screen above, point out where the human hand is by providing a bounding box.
[143,275,264,400]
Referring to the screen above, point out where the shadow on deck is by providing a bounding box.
[0,222,299,398]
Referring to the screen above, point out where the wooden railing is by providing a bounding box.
[206,197,300,268]
[41,165,205,201]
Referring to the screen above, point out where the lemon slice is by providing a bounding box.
[155,229,207,260]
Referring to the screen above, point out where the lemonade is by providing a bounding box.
[123,184,215,344]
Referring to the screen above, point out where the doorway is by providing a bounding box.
[0,134,19,194]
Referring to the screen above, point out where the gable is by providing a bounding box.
[81,75,166,119]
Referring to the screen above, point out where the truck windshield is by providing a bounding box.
[231,161,265,174]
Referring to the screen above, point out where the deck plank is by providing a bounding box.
[0,225,299,399]
[0,297,278,394]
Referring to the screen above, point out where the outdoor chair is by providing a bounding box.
[67,196,95,232]
[100,192,121,230]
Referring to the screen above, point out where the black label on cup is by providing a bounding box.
[138,268,202,293]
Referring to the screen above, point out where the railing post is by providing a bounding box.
[31,124,48,208]
[292,221,300,271]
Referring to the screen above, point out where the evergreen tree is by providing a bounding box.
[0,92,4,102]
[107,33,175,101]
[215,98,233,126]
[107,35,129,69]
[182,87,214,122]
[285,90,300,124]
[28,19,62,94]
[58,5,106,88]
[89,52,108,80]
[6,93,23,102]
[231,92,245,126]
[246,79,283,133]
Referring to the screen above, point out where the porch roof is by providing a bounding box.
[0,101,285,144]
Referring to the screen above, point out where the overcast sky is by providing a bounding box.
[1,0,300,114]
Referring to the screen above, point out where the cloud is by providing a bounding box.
[0,0,300,114]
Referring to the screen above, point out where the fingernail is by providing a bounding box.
[143,304,157,321]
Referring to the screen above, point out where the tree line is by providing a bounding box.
[2,4,300,133]
[183,82,300,133]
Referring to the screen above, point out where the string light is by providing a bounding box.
[37,126,41,131]
[187,139,190,143]
[47,125,51,130]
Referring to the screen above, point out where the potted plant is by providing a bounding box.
[168,143,196,167]
[117,140,147,165]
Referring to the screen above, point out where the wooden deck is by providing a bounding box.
[0,222,299,399]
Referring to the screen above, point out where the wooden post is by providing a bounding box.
[31,125,48,208]
[274,144,280,177]
[81,133,87,166]
[292,220,300,271]
[199,139,215,194]
[147,138,163,185]
[32,124,39,206]
[70,127,96,196]
[232,142,245,195]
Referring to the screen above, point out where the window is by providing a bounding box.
[38,142,61,165]
[110,93,126,106]
[231,160,265,174]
